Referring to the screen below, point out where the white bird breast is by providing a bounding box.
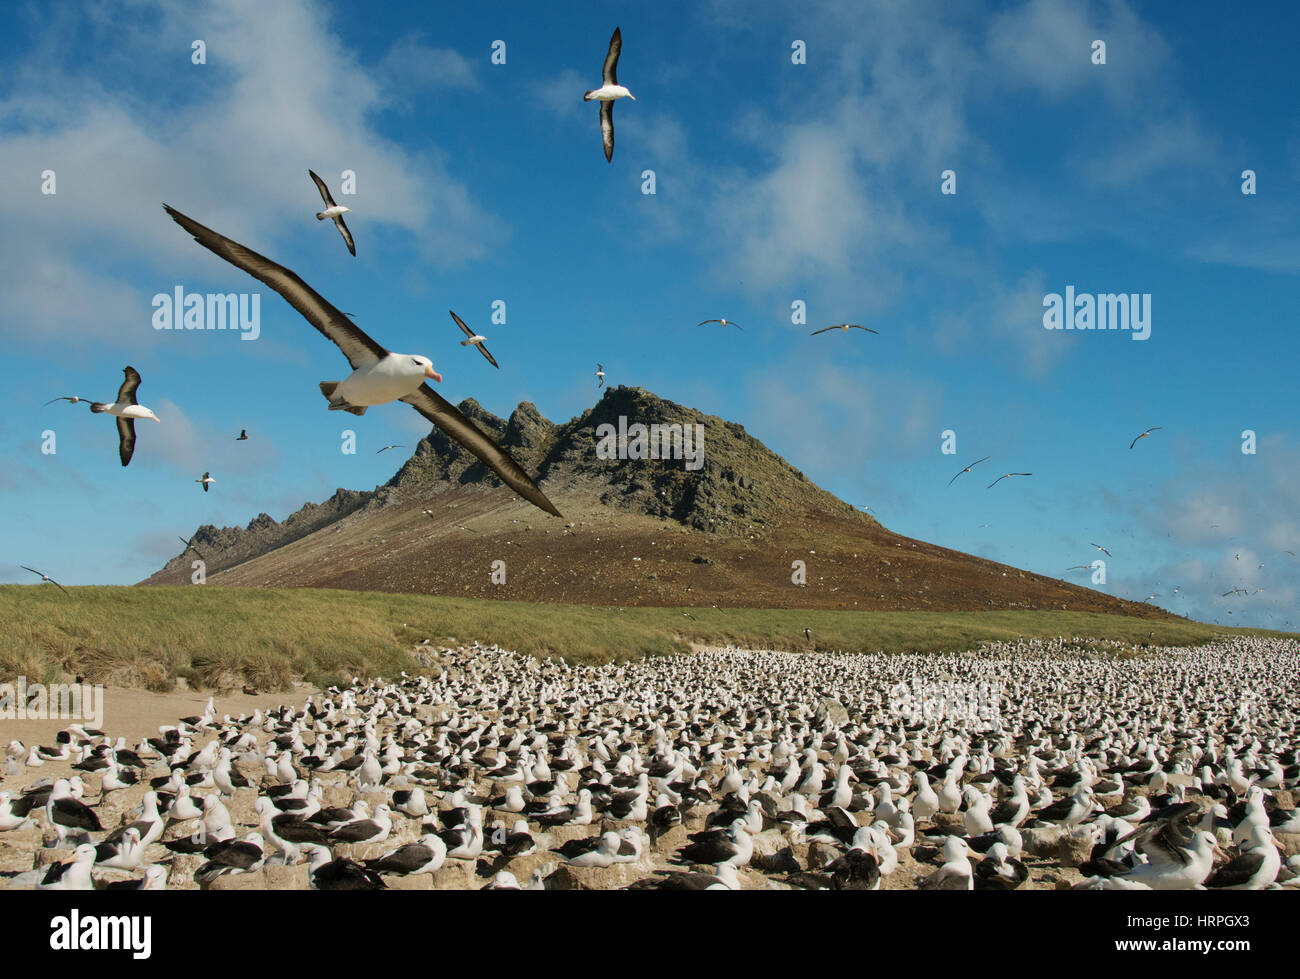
[337,354,430,406]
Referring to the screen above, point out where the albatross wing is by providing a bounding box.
[163,205,385,370]
[117,367,142,406]
[308,170,337,209]
[600,101,615,163]
[117,416,136,467]
[603,27,622,86]
[334,215,356,257]
[449,311,499,369]
[399,384,561,517]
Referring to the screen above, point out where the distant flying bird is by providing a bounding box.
[18,566,69,596]
[1129,427,1161,450]
[583,27,635,162]
[44,395,94,406]
[699,319,741,330]
[947,456,991,487]
[236,429,249,440]
[811,324,878,336]
[376,444,403,454]
[1065,565,1092,572]
[595,364,606,387]
[164,204,561,518]
[177,536,206,561]
[987,473,1031,488]
[450,310,499,369]
[1090,543,1111,557]
[51,366,161,467]
[196,472,215,493]
[309,170,355,256]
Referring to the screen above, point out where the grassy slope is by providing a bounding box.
[3,585,1294,692]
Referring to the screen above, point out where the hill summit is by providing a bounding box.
[142,387,1163,619]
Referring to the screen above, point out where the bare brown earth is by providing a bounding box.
[141,386,1167,619]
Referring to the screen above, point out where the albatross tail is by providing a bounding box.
[319,382,366,416]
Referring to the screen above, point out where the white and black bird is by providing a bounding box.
[1129,426,1161,450]
[1090,542,1111,557]
[595,364,606,387]
[53,366,160,466]
[18,566,69,596]
[195,471,215,493]
[987,472,1032,488]
[584,27,635,162]
[699,318,741,330]
[164,205,560,517]
[811,324,878,336]
[376,444,403,454]
[309,169,355,256]
[947,456,990,487]
[450,310,499,369]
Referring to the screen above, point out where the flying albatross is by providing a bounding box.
[19,566,69,596]
[1129,426,1161,450]
[309,170,355,256]
[811,324,878,336]
[50,367,160,466]
[450,310,499,368]
[699,318,741,330]
[584,27,635,162]
[987,472,1032,488]
[947,456,990,487]
[163,204,561,517]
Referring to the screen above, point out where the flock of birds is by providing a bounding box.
[2,637,1297,891]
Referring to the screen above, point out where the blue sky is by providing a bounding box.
[1,0,1297,628]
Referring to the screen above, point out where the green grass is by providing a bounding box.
[1,585,1293,692]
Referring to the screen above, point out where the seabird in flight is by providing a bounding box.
[811,324,878,336]
[450,310,499,368]
[595,364,605,387]
[196,471,215,493]
[309,170,355,256]
[44,395,94,406]
[236,429,249,440]
[376,444,403,454]
[178,536,206,561]
[947,456,990,487]
[1129,427,1161,450]
[987,472,1032,488]
[1090,542,1111,557]
[53,367,160,466]
[584,27,635,162]
[19,566,69,596]
[699,318,741,330]
[164,204,561,517]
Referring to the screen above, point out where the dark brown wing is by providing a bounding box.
[116,367,142,405]
[308,170,337,209]
[335,215,356,257]
[603,27,622,86]
[600,101,614,163]
[117,416,136,467]
[449,310,476,340]
[164,205,386,370]
[399,385,560,517]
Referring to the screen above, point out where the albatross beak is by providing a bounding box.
[425,365,442,383]
[153,416,161,423]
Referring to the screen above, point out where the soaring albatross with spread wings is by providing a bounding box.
[584,27,635,162]
[163,204,561,517]
[48,366,160,466]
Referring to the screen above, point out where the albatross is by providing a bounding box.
[584,27,635,162]
[811,324,878,336]
[309,170,355,256]
[1129,427,1161,450]
[947,456,990,487]
[163,204,560,517]
[195,471,215,493]
[19,566,69,596]
[51,366,160,466]
[450,310,499,368]
[699,318,741,330]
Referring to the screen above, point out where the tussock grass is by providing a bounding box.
[0,585,1292,691]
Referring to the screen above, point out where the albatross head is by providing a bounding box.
[405,355,442,384]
